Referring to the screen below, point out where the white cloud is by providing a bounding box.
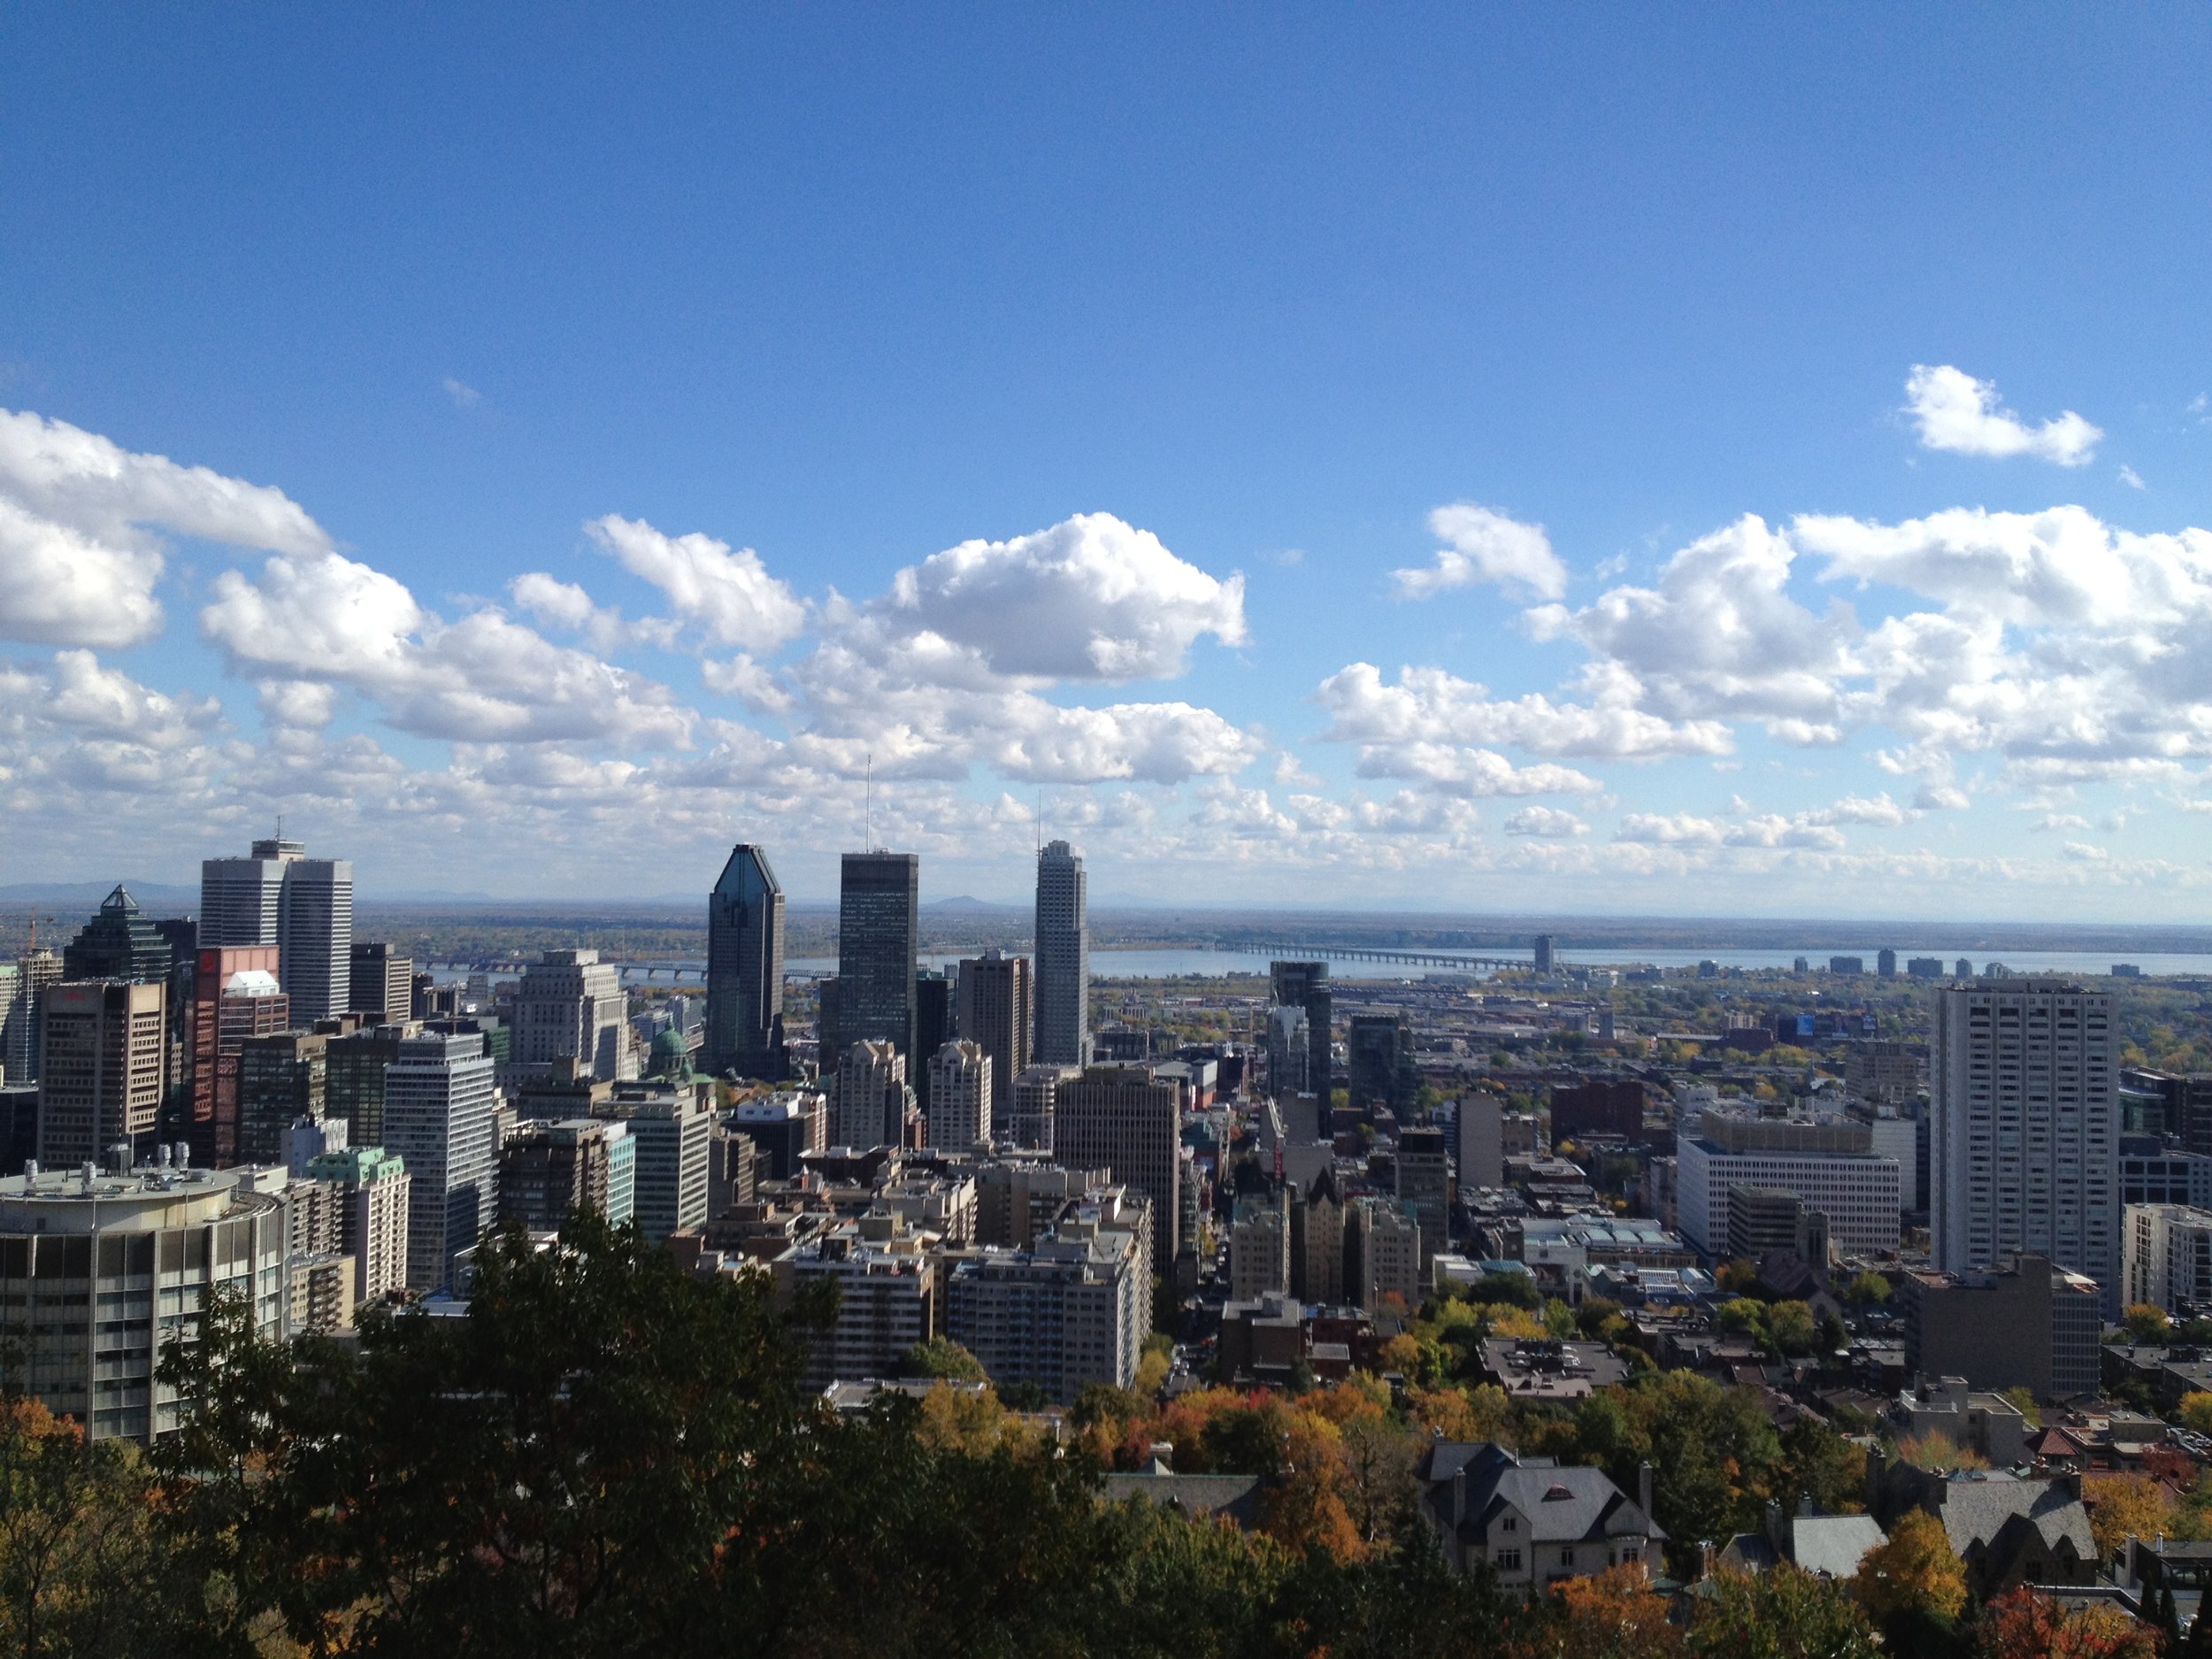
[1348,740,1601,798]
[0,408,330,648]
[203,549,693,746]
[2120,465,2146,490]
[879,511,1245,681]
[1391,503,1568,602]
[1903,365,2101,465]
[442,378,482,409]
[1316,663,1731,762]
[585,514,806,651]
[1503,805,1588,838]
[701,653,795,714]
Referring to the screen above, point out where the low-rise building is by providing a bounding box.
[1417,1441,1663,1591]
[1901,1255,2102,1402]
[945,1214,1143,1402]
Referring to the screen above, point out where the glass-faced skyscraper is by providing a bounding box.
[838,851,919,1062]
[705,843,787,1079]
[198,837,352,1023]
[1033,840,1089,1065]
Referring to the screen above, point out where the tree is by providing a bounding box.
[2178,1391,2212,1435]
[1765,1301,1818,1357]
[2085,1472,2177,1561]
[2000,1386,2042,1429]
[1855,1509,1967,1626]
[1541,1562,1685,1659]
[902,1336,988,1381]
[1690,1563,1881,1659]
[1897,1432,1989,1472]
[2124,1303,2171,1344]
[1976,1587,2161,1658]
[1845,1271,1891,1305]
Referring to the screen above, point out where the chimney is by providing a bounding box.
[1453,1463,1469,1526]
[1639,1459,1655,1522]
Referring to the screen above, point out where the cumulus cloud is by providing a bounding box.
[1392,504,1568,602]
[1903,365,2101,465]
[203,549,692,747]
[1616,810,1844,851]
[879,512,1245,681]
[1317,663,1731,763]
[0,408,330,648]
[1503,805,1588,838]
[585,514,806,651]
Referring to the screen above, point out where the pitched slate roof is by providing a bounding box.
[1789,1515,1887,1579]
[1416,1441,1666,1548]
[1933,1473,2093,1562]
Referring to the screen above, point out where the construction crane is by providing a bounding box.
[24,914,56,953]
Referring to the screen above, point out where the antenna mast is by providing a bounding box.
[865,754,873,850]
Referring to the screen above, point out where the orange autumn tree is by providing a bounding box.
[1532,1562,1685,1659]
[1977,1587,2160,1659]
[1854,1508,1967,1626]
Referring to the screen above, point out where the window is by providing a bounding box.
[1560,1548,1576,1567]
[1501,1516,1517,1532]
[1494,1548,1521,1571]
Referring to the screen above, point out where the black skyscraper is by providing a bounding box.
[705,844,787,1079]
[1271,960,1333,1104]
[838,851,919,1063]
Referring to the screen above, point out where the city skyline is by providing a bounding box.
[3,14,2210,921]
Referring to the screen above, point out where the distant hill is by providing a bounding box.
[926,895,1025,914]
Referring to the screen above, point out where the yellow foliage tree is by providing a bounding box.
[1854,1508,1967,1625]
[2085,1472,2177,1561]
[1897,1431,1990,1472]
[1409,1383,1511,1445]
[2178,1391,2212,1435]
[1488,1304,1551,1341]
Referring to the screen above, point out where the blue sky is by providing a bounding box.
[4,8,2211,915]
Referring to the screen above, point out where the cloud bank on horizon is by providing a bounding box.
[3,366,2208,912]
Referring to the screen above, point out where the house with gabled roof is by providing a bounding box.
[1416,1441,1664,1592]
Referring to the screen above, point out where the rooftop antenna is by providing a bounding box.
[1035,791,1042,856]
[865,753,874,851]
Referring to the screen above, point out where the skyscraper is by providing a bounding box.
[190,949,286,1166]
[36,979,166,1165]
[913,968,955,1118]
[926,1040,992,1150]
[4,949,61,1086]
[198,838,353,1022]
[1033,839,1089,1065]
[60,887,173,983]
[381,1030,499,1293]
[1348,1010,1417,1115]
[704,843,787,1079]
[515,949,634,1081]
[1271,961,1333,1109]
[349,942,413,1022]
[832,1039,913,1150]
[1933,979,2119,1310]
[838,851,919,1062]
[957,949,1031,1124]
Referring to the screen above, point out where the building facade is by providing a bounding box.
[1674,1112,1902,1256]
[2124,1202,2212,1316]
[837,851,919,1062]
[515,949,634,1082]
[833,1040,912,1151]
[704,842,787,1079]
[348,942,413,1022]
[1054,1065,1181,1273]
[957,949,1031,1125]
[926,1040,993,1150]
[1033,840,1089,1066]
[1933,981,2119,1310]
[380,1031,499,1293]
[947,1218,1142,1402]
[37,979,166,1166]
[303,1145,411,1302]
[1271,961,1333,1113]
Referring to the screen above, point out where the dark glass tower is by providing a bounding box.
[838,851,919,1063]
[705,843,787,1079]
[1271,960,1333,1106]
[1033,840,1089,1065]
[61,886,174,983]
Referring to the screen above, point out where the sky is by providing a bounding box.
[3,7,2211,917]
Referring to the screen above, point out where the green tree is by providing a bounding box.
[1691,1563,1881,1659]
[1765,1301,1817,1357]
[2124,1303,2171,1344]
[902,1337,989,1381]
[1845,1271,1891,1305]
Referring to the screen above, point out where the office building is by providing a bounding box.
[185,945,285,1166]
[1009,1064,1077,1154]
[1675,1112,1901,1256]
[36,980,166,1166]
[1932,981,2118,1309]
[947,1217,1143,1402]
[1348,1011,1417,1115]
[514,949,634,1082]
[1271,961,1333,1107]
[1867,1111,1920,1219]
[957,949,1031,1124]
[498,1118,635,1231]
[1901,1256,2102,1401]
[926,1040,993,1149]
[234,1031,328,1165]
[1458,1092,1504,1193]
[2124,1202,2212,1316]
[60,887,173,983]
[1033,839,1089,1066]
[1549,1079,1645,1143]
[913,969,954,1116]
[1395,1125,1452,1270]
[349,942,413,1021]
[1292,1167,1347,1303]
[1054,1065,1182,1272]
[4,949,61,1086]
[0,1161,289,1442]
[1230,1193,1292,1300]
[380,1031,499,1293]
[727,1089,827,1179]
[326,1023,409,1147]
[1265,1003,1310,1099]
[704,843,786,1079]
[1532,933,1557,975]
[1346,1196,1422,1312]
[837,850,919,1062]
[833,1039,912,1150]
[596,1085,713,1241]
[1846,1042,1921,1106]
[199,838,354,1022]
